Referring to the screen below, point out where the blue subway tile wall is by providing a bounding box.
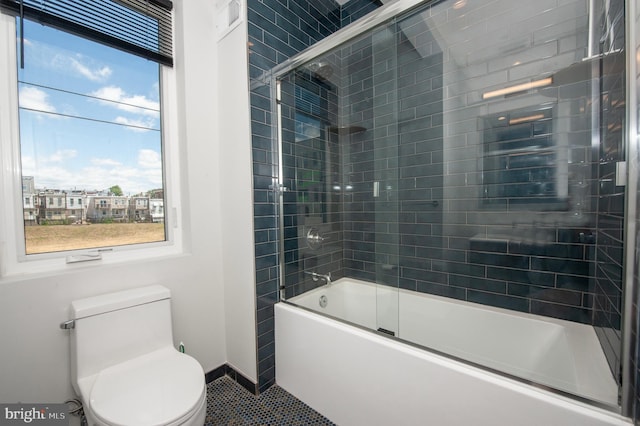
[592,0,626,389]
[248,0,382,393]
[341,0,382,27]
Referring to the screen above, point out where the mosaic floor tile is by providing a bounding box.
[205,375,335,426]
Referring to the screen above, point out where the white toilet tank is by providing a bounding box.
[69,285,176,387]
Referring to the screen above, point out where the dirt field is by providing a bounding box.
[25,223,166,254]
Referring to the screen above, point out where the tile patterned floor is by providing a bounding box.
[205,375,336,425]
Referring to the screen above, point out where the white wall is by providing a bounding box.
[0,0,260,407]
[217,12,259,382]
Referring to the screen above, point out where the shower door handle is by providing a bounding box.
[269,184,289,194]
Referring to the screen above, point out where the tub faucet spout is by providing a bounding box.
[305,271,332,285]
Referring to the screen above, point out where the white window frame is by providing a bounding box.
[0,12,184,277]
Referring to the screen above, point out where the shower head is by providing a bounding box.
[306,61,333,81]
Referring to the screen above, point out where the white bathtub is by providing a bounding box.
[275,278,628,426]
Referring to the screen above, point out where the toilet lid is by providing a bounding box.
[89,348,205,426]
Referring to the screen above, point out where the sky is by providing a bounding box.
[17,18,164,196]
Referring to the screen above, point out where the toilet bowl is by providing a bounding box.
[65,285,207,426]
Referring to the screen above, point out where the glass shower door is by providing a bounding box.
[336,20,402,336]
[277,22,402,334]
[372,22,400,336]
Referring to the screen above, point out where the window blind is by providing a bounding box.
[0,0,173,66]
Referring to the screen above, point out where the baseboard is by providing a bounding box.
[205,364,259,395]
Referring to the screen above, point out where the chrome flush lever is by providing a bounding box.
[60,320,75,330]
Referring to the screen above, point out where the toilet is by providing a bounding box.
[65,285,206,426]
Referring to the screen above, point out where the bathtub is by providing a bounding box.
[275,278,629,426]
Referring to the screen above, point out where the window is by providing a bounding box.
[0,3,182,275]
[15,18,167,251]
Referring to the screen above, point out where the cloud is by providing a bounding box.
[22,150,77,174]
[22,151,77,182]
[114,116,157,132]
[25,150,163,194]
[69,57,112,82]
[81,160,163,193]
[46,49,112,83]
[90,86,160,117]
[20,156,36,174]
[91,158,122,167]
[90,86,160,131]
[48,149,78,163]
[138,149,162,169]
[22,150,77,182]
[29,162,162,194]
[23,36,112,83]
[19,87,56,113]
[21,159,76,190]
[28,166,75,186]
